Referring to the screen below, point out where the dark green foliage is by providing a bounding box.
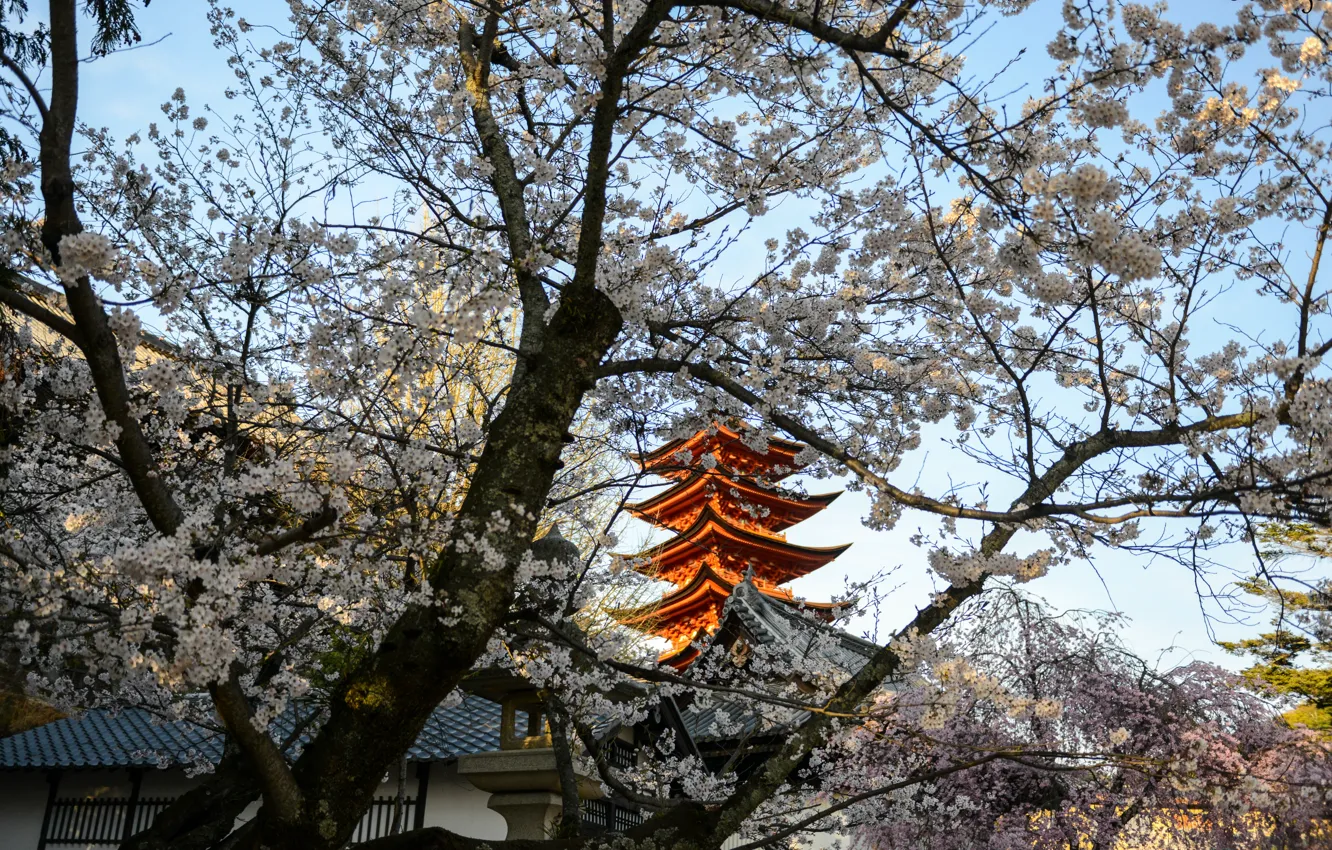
[83,0,147,56]
[0,1,48,67]
[0,0,147,68]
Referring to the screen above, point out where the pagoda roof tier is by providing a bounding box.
[628,471,841,534]
[608,565,738,632]
[609,566,843,625]
[607,565,841,668]
[633,423,807,481]
[659,642,704,669]
[618,505,851,588]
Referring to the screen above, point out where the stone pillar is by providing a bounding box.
[485,791,563,840]
[456,748,601,841]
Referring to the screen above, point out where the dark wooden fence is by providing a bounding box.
[348,797,418,844]
[39,795,416,847]
[581,798,646,834]
[41,792,637,845]
[39,796,174,847]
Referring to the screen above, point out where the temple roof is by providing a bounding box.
[616,424,849,671]
[607,565,735,668]
[633,423,808,481]
[608,563,733,627]
[619,504,851,587]
[679,581,885,742]
[706,580,879,673]
[607,562,838,625]
[606,565,842,668]
[0,695,502,770]
[627,471,840,534]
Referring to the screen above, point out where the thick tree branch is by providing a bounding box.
[680,0,911,59]
[699,576,985,845]
[726,752,1001,850]
[209,670,304,824]
[596,357,1274,525]
[255,504,339,556]
[458,13,548,362]
[0,49,50,121]
[120,739,260,850]
[545,697,587,836]
[0,274,81,342]
[672,357,1271,844]
[567,0,675,297]
[518,613,866,718]
[39,0,184,537]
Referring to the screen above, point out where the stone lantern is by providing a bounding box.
[456,526,602,839]
[456,669,603,839]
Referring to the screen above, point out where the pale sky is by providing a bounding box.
[62,0,1326,669]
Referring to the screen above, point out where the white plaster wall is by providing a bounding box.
[423,762,507,839]
[139,768,201,797]
[0,768,207,850]
[233,763,506,841]
[3,761,505,847]
[52,766,201,800]
[50,768,132,799]
[0,772,50,850]
[234,798,260,832]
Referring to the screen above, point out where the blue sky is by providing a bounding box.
[62,0,1324,668]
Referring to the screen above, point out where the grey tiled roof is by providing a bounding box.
[0,695,501,770]
[682,581,885,743]
[714,579,882,672]
[678,698,763,742]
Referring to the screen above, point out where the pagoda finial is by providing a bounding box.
[532,524,580,567]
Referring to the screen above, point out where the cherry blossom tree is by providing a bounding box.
[3,0,1332,848]
[839,590,1332,850]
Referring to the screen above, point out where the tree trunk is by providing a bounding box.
[390,755,407,837]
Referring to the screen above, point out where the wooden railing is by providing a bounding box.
[38,795,416,848]
[39,796,174,847]
[348,797,419,844]
[581,798,646,834]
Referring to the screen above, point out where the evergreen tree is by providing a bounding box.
[1222,524,1332,730]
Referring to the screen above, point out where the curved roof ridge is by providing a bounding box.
[700,580,881,668]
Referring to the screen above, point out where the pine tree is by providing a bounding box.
[1221,524,1332,730]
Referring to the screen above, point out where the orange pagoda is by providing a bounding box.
[610,423,850,668]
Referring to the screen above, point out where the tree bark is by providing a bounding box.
[120,740,260,850]
[390,755,407,836]
[546,699,583,838]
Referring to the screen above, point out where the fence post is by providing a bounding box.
[413,762,431,831]
[121,769,143,842]
[36,770,61,850]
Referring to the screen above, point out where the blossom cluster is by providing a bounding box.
[1,0,1332,842]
